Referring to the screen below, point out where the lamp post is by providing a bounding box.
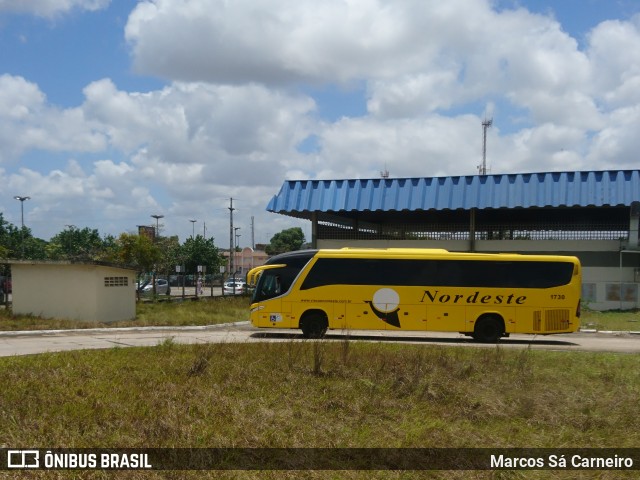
[189,219,197,238]
[14,196,30,259]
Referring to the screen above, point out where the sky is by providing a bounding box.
[1,0,640,247]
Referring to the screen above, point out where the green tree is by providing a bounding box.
[265,227,305,255]
[22,235,47,260]
[0,213,46,260]
[115,233,162,275]
[47,227,112,262]
[181,235,223,274]
[0,214,13,278]
[0,213,20,259]
[96,234,118,262]
[156,235,182,275]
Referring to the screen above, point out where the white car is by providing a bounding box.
[223,280,246,295]
[139,279,171,295]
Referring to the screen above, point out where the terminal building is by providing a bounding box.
[265,169,640,311]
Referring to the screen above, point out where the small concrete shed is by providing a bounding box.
[8,261,137,323]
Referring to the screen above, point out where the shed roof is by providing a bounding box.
[267,170,640,219]
[4,260,137,271]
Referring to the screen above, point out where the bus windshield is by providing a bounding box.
[253,269,284,302]
[251,250,317,302]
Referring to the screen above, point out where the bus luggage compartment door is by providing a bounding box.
[427,305,465,333]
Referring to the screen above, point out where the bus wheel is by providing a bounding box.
[472,315,504,343]
[300,312,328,339]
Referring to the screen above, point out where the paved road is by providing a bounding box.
[0,323,638,357]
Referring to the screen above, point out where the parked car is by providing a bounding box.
[139,279,171,295]
[224,280,246,295]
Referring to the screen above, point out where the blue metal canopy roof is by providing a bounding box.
[267,170,640,216]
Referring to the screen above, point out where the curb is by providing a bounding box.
[579,328,640,335]
[0,321,250,337]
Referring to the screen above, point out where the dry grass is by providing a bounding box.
[0,297,250,331]
[0,340,639,479]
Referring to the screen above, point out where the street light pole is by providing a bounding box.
[14,196,30,259]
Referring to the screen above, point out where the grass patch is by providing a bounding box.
[0,297,250,331]
[1,341,639,478]
[580,308,640,332]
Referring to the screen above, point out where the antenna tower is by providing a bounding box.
[479,118,492,175]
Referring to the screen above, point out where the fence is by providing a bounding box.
[317,220,629,241]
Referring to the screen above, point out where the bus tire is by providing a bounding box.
[300,311,328,339]
[472,315,504,343]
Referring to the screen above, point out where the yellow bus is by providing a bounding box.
[247,248,581,342]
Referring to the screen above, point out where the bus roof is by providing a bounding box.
[266,248,579,264]
[317,248,580,263]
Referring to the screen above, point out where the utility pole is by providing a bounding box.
[479,118,492,175]
[251,216,255,249]
[228,198,235,281]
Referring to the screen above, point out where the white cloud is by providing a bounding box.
[587,16,640,108]
[81,80,316,187]
[0,74,45,118]
[587,104,640,169]
[125,0,491,85]
[304,115,482,179]
[123,0,611,136]
[0,75,106,162]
